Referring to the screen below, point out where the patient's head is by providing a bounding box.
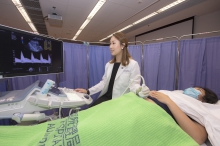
[194,87,218,104]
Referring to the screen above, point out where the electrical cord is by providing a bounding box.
[45,116,53,121]
[121,75,146,96]
[69,109,73,116]
[59,106,62,119]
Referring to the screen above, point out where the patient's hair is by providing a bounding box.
[199,87,218,104]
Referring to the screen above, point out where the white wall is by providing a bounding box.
[135,20,193,43]
[194,10,220,38]
[129,10,220,42]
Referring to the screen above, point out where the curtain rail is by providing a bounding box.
[57,30,220,90]
[179,30,220,40]
[57,30,220,45]
[89,42,109,44]
[143,36,179,44]
[128,41,144,45]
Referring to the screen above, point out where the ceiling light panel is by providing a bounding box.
[118,24,133,32]
[72,0,106,40]
[91,1,119,21]
[11,0,38,33]
[157,0,186,13]
[133,12,158,25]
[76,29,82,36]
[80,19,91,30]
[87,0,105,19]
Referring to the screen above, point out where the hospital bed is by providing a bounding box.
[0,92,200,146]
[1,91,219,146]
[0,80,92,123]
[0,78,219,145]
[0,88,219,146]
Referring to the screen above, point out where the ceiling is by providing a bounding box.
[0,0,219,42]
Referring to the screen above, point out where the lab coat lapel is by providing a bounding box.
[115,64,125,80]
[107,63,114,78]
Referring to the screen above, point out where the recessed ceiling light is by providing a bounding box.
[12,0,38,33]
[72,0,106,40]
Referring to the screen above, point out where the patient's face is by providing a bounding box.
[194,87,205,102]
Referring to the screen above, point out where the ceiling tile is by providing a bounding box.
[45,23,62,38]
[39,0,68,17]
[0,3,31,31]
[65,5,91,20]
[92,21,116,33]
[116,0,159,10]
[0,4,24,18]
[107,0,126,4]
[46,0,69,4]
[63,15,86,26]
[67,0,98,10]
[83,20,103,31]
[0,0,13,5]
[92,1,120,21]
[102,5,137,28]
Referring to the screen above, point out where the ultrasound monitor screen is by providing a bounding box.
[0,25,63,78]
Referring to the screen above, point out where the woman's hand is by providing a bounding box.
[149,91,172,105]
[74,88,87,94]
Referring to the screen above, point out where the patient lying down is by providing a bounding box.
[146,87,218,145]
[0,88,218,146]
[0,92,203,146]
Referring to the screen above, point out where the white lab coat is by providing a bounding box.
[89,59,141,99]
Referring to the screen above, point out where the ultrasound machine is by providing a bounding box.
[0,25,93,124]
[0,80,93,123]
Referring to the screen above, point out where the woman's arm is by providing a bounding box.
[88,63,109,95]
[129,60,141,93]
[150,91,207,145]
[75,63,109,95]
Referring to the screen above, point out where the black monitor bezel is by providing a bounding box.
[0,24,64,78]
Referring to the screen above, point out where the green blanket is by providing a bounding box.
[0,92,198,146]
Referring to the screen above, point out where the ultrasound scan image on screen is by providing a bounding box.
[0,25,63,78]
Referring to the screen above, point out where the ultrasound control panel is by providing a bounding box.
[0,80,93,120]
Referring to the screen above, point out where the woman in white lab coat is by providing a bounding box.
[75,32,149,106]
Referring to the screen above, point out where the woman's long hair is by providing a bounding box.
[109,32,132,66]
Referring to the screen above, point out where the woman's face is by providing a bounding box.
[194,87,205,102]
[109,36,123,56]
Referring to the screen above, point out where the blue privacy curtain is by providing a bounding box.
[128,44,142,74]
[59,42,88,89]
[7,76,38,94]
[0,79,10,125]
[0,79,7,92]
[59,42,88,112]
[178,36,220,99]
[143,41,177,90]
[89,45,111,101]
[204,36,220,99]
[38,74,57,85]
[7,75,56,90]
